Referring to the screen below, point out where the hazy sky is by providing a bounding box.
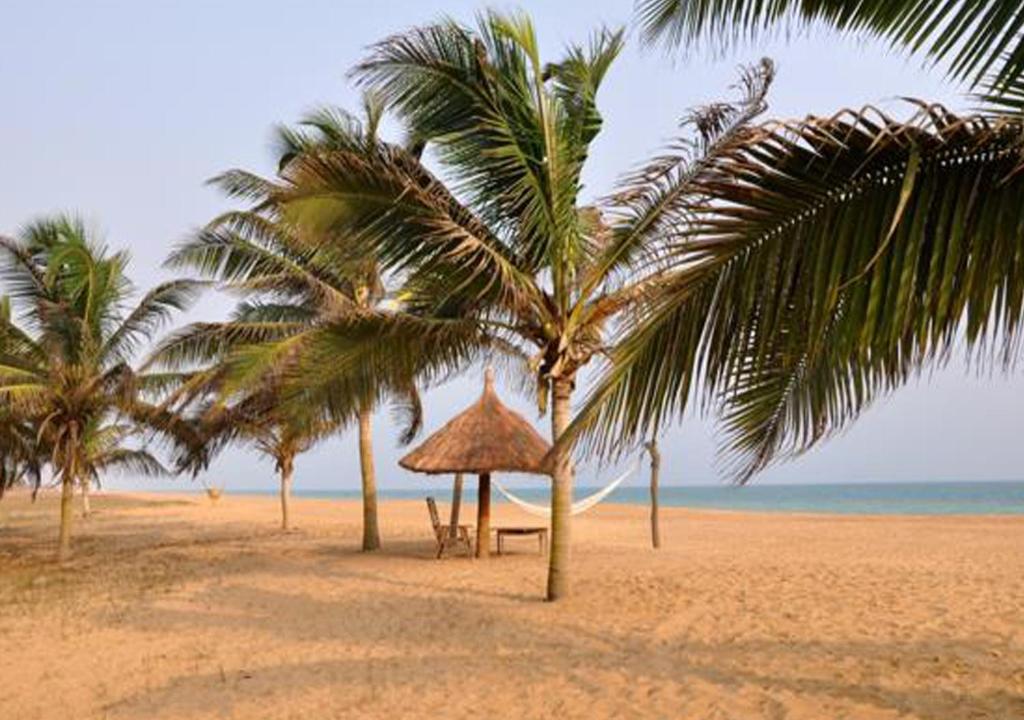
[2,1,1021,490]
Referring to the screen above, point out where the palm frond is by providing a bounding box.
[636,0,1024,92]
[102,279,205,363]
[574,102,1024,481]
[586,58,775,292]
[278,134,542,316]
[352,11,596,278]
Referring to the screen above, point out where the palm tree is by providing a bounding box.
[156,104,422,549]
[150,326,356,533]
[255,13,774,599]
[198,391,341,531]
[0,216,200,560]
[75,418,169,517]
[636,0,1024,97]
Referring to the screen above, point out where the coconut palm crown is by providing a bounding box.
[0,216,201,558]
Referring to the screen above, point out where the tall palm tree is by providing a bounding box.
[0,216,200,560]
[156,104,421,549]
[256,13,774,599]
[636,0,1024,97]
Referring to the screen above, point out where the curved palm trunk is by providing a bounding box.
[546,377,574,601]
[358,404,381,551]
[279,454,294,531]
[58,473,74,562]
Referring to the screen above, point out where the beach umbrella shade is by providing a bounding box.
[400,368,551,557]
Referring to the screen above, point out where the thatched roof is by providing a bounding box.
[400,369,552,476]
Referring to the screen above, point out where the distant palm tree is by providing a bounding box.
[636,0,1024,98]
[181,387,342,531]
[155,104,421,549]
[258,13,774,599]
[0,216,200,559]
[75,418,169,517]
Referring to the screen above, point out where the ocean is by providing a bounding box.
[231,480,1024,516]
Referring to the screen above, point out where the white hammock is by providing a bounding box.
[493,458,641,518]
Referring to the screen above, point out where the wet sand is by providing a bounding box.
[0,491,1022,719]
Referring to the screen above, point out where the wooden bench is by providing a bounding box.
[494,527,548,556]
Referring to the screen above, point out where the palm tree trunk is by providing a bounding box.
[279,456,293,531]
[546,377,574,601]
[358,404,381,551]
[81,479,91,519]
[646,440,661,549]
[58,473,74,562]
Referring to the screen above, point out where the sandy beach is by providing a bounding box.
[0,491,1021,720]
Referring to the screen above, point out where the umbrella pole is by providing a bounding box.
[476,472,491,558]
[449,473,463,540]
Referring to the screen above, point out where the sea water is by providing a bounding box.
[242,480,1024,515]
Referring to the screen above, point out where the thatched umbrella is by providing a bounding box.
[400,368,551,558]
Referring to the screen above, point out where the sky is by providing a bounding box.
[2,0,1022,491]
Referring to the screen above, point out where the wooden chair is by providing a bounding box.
[426,497,473,558]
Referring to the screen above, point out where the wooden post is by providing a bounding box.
[476,472,491,558]
[645,439,661,549]
[449,473,463,539]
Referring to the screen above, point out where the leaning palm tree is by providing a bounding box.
[255,13,774,599]
[636,0,1024,97]
[157,105,422,550]
[0,216,200,559]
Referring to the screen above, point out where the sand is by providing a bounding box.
[0,490,1022,720]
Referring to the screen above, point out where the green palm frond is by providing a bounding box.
[575,102,1024,481]
[976,59,1024,114]
[352,11,611,281]
[273,311,488,425]
[636,0,1024,92]
[90,447,170,479]
[102,279,205,364]
[147,320,309,372]
[585,58,775,293]
[278,138,542,315]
